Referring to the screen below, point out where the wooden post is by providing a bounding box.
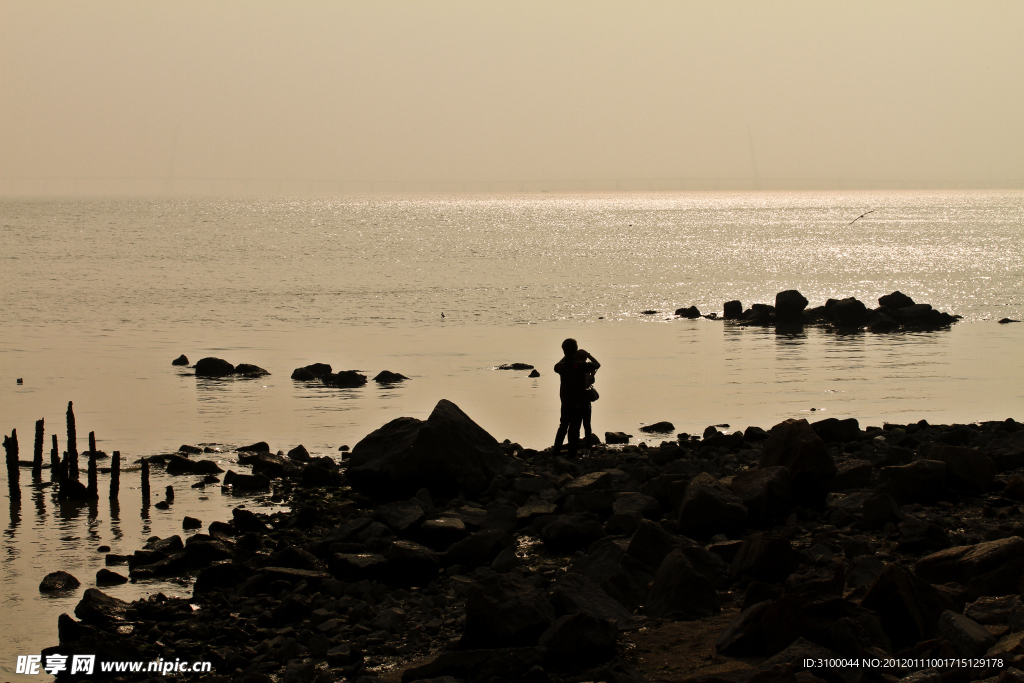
[110,451,120,499]
[88,431,96,455]
[33,419,44,480]
[50,434,60,481]
[3,429,19,500]
[67,401,79,481]
[58,451,69,501]
[141,458,150,501]
[165,485,174,502]
[87,447,98,499]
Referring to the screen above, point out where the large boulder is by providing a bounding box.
[730,466,793,522]
[926,445,996,492]
[194,357,235,377]
[760,418,836,506]
[291,363,332,380]
[346,399,508,499]
[879,291,915,309]
[677,472,747,540]
[774,290,809,322]
[322,370,367,388]
[827,298,869,327]
[878,460,947,503]
[461,573,557,648]
[643,549,720,619]
[914,537,1024,598]
[861,563,956,650]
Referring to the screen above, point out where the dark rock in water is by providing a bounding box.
[529,369,540,377]
[723,300,743,320]
[171,354,189,366]
[496,363,534,370]
[234,363,269,377]
[675,306,701,319]
[641,310,658,315]
[828,297,868,327]
[347,399,507,499]
[182,516,202,530]
[462,573,557,648]
[604,431,631,445]
[639,421,674,433]
[322,370,368,388]
[40,570,81,592]
[374,370,409,383]
[74,588,129,626]
[95,568,128,586]
[291,362,333,380]
[165,454,223,475]
[194,357,235,377]
[538,612,618,664]
[999,318,1020,324]
[775,289,809,322]
[879,291,915,309]
[644,548,720,619]
[223,469,270,490]
[287,444,310,462]
[237,441,270,453]
[179,444,202,454]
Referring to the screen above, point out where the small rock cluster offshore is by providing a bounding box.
[674,289,961,332]
[42,399,1024,683]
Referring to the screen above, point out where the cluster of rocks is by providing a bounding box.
[193,358,271,378]
[43,400,1024,683]
[290,363,410,387]
[673,290,962,332]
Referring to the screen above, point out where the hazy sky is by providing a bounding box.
[2,1,1022,194]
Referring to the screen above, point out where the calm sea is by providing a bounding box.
[1,190,1023,678]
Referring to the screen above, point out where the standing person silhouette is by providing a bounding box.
[553,338,600,458]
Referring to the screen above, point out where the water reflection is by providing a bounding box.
[7,494,21,535]
[109,497,123,542]
[32,486,46,521]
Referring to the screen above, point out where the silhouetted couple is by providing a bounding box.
[553,338,600,458]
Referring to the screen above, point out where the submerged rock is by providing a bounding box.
[194,357,235,377]
[374,370,409,383]
[40,570,80,592]
[171,354,189,366]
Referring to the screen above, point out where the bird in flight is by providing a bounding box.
[848,209,877,225]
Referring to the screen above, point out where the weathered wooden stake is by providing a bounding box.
[4,429,20,499]
[89,431,96,455]
[87,446,98,498]
[33,419,44,479]
[58,451,69,501]
[50,434,60,480]
[110,451,120,499]
[67,401,79,481]
[141,458,150,501]
[165,485,174,502]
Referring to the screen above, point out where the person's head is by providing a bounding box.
[561,338,578,356]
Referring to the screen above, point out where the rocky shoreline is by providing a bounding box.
[41,400,1024,683]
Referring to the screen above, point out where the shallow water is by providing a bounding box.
[1,190,1023,679]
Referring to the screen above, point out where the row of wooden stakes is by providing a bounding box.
[3,401,152,503]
